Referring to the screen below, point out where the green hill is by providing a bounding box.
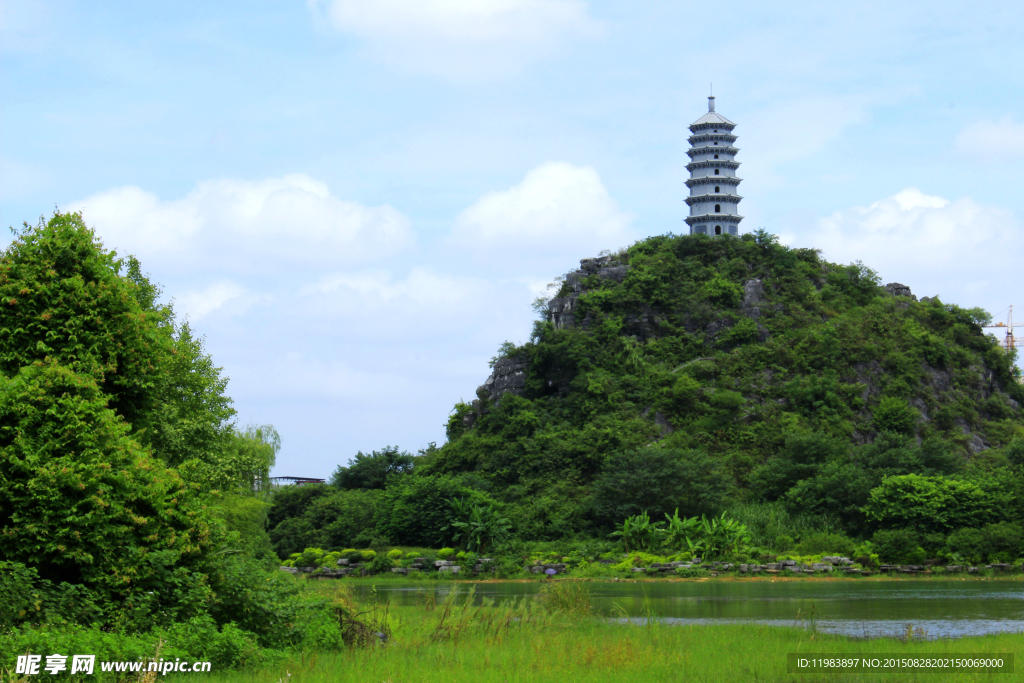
[419,231,1024,540]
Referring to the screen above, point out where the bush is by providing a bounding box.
[591,448,730,526]
[796,532,857,558]
[297,547,325,568]
[863,474,1006,533]
[360,549,377,561]
[873,397,919,434]
[387,549,403,560]
[438,547,456,560]
[947,522,1024,564]
[367,554,394,574]
[871,529,925,565]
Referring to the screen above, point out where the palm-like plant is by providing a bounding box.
[444,497,512,554]
[610,511,664,552]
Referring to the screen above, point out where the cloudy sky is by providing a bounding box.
[3,0,1023,478]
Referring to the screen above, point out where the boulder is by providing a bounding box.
[439,565,461,574]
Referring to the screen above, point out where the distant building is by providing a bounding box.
[685,96,743,236]
[268,476,325,488]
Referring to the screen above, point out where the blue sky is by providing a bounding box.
[3,0,1023,478]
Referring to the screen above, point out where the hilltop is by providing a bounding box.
[418,230,1024,539]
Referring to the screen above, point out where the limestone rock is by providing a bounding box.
[884,283,917,300]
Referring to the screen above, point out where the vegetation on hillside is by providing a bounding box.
[0,213,341,667]
[270,231,1024,565]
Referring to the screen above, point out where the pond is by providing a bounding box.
[350,579,1024,639]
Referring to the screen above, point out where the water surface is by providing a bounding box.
[350,579,1024,639]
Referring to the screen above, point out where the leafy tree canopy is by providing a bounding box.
[330,445,415,490]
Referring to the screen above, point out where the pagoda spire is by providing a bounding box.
[685,97,743,236]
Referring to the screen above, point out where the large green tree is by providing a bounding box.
[0,213,237,466]
[0,361,214,596]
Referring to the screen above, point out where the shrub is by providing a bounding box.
[873,397,919,434]
[796,532,857,558]
[367,554,394,574]
[438,547,457,560]
[947,522,1024,564]
[871,529,925,565]
[360,549,377,562]
[387,549,404,560]
[863,474,1006,533]
[404,551,420,560]
[297,547,324,568]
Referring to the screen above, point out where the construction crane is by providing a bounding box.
[984,306,1024,352]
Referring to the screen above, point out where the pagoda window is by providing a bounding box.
[715,225,722,235]
[714,169,719,175]
[715,186,720,192]
[714,154,719,159]
[715,204,721,213]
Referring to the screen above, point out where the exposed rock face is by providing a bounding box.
[885,282,917,300]
[475,354,528,405]
[548,255,629,330]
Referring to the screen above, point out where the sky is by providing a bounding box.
[2,0,1023,479]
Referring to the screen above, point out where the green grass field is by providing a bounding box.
[178,581,1021,683]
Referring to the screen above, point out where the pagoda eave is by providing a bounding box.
[685,214,744,226]
[685,194,744,206]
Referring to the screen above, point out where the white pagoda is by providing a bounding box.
[685,96,743,236]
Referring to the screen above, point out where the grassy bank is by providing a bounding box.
[174,582,1021,683]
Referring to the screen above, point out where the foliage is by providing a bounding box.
[330,445,416,490]
[946,522,1024,564]
[870,529,925,565]
[373,474,492,546]
[444,497,513,553]
[862,474,1007,533]
[873,397,920,435]
[610,511,664,552]
[590,448,730,527]
[0,360,215,598]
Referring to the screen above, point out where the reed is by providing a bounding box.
[177,582,1022,683]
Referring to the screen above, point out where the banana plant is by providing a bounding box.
[662,509,701,550]
[610,511,664,552]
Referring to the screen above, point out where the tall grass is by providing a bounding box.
[174,581,1022,683]
[726,501,838,549]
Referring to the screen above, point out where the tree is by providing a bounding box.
[0,213,175,427]
[590,448,730,526]
[862,474,1007,533]
[0,361,214,597]
[443,497,512,553]
[331,445,415,490]
[135,322,237,468]
[373,475,490,546]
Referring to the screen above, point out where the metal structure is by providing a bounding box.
[984,306,1024,352]
[268,476,326,488]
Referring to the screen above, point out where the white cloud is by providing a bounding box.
[175,281,250,321]
[452,161,634,252]
[302,267,472,305]
[64,174,414,269]
[813,188,1020,300]
[310,0,601,78]
[955,117,1024,160]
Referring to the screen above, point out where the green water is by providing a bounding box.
[352,579,1024,639]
